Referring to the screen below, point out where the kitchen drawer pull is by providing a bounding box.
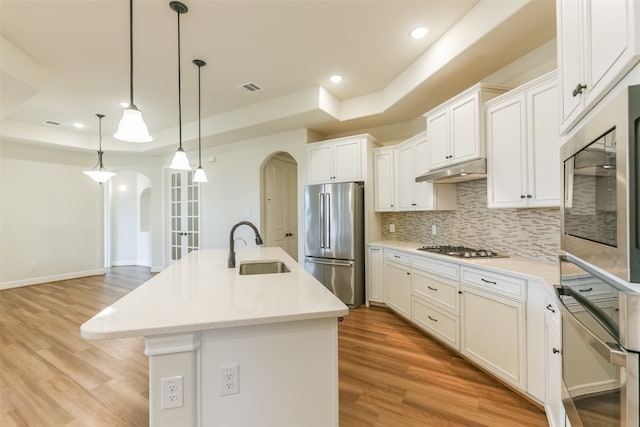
[546,304,556,313]
[427,286,438,291]
[552,348,560,354]
[481,278,497,285]
[579,287,593,293]
[394,255,401,259]
[427,315,438,322]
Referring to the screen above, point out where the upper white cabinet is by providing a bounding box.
[486,72,560,208]
[373,132,457,212]
[307,134,376,184]
[373,148,395,211]
[557,0,640,134]
[424,83,508,170]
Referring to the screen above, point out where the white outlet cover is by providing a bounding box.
[161,376,184,409]
[220,364,239,396]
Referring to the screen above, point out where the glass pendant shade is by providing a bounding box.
[192,166,208,183]
[84,169,117,183]
[170,148,191,170]
[113,105,152,143]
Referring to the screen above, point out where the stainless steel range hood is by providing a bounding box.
[415,158,487,184]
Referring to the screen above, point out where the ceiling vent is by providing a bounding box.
[44,120,61,126]
[237,82,263,93]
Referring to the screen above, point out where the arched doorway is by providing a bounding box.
[109,170,152,267]
[261,152,298,260]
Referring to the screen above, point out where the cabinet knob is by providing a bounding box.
[552,348,560,354]
[406,272,410,276]
[520,194,526,199]
[390,204,394,207]
[526,194,532,199]
[572,83,587,97]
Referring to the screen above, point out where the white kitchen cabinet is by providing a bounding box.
[424,83,508,170]
[557,0,640,134]
[373,148,395,211]
[395,132,457,211]
[383,250,411,320]
[307,135,371,184]
[460,283,526,390]
[367,246,383,303]
[486,72,560,208]
[544,290,565,427]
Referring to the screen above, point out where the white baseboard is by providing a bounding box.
[112,260,152,268]
[151,265,164,273]
[0,268,106,290]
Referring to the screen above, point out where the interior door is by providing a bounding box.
[264,156,298,260]
[169,171,200,264]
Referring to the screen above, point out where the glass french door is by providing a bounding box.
[170,171,200,263]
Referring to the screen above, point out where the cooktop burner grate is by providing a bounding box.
[416,245,506,258]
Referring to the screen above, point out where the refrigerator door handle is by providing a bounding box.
[324,193,331,249]
[319,192,325,249]
[305,258,353,267]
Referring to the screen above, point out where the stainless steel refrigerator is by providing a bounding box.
[304,182,364,307]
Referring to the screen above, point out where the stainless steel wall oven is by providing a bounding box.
[557,254,640,427]
[560,85,640,284]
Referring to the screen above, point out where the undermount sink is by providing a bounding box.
[238,261,290,275]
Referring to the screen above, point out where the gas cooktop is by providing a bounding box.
[416,245,506,259]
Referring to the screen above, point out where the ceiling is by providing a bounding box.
[0,0,556,155]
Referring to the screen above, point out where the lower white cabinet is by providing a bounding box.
[545,291,564,427]
[367,246,383,303]
[413,297,460,350]
[383,251,411,320]
[460,284,526,390]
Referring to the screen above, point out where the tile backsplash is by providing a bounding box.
[381,180,561,262]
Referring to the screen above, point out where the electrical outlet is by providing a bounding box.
[220,364,239,396]
[161,376,184,409]
[431,224,437,235]
[390,224,396,233]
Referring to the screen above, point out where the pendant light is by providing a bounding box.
[169,1,191,171]
[84,114,117,183]
[114,0,152,143]
[192,59,208,183]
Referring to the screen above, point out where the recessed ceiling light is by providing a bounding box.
[329,74,343,83]
[410,26,429,39]
[73,122,85,128]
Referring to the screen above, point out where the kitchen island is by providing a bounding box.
[81,247,348,427]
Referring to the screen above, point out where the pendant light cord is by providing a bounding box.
[97,113,105,169]
[177,10,183,150]
[128,0,134,105]
[197,63,202,167]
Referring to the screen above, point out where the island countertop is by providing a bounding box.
[81,247,349,340]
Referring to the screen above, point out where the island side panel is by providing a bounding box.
[201,317,340,427]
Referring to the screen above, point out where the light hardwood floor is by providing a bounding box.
[1,268,547,426]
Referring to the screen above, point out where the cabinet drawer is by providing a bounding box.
[461,267,526,300]
[412,269,459,314]
[413,297,459,350]
[412,255,459,281]
[385,249,410,266]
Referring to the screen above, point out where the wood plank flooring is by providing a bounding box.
[1,268,547,426]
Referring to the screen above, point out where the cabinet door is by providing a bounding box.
[527,81,560,207]
[557,0,584,127]
[486,95,527,208]
[374,150,395,211]
[308,144,333,184]
[450,93,480,163]
[545,313,564,427]
[460,285,526,390]
[397,143,417,210]
[412,138,434,210]
[427,109,450,170]
[367,247,383,303]
[333,139,362,182]
[384,260,411,320]
[585,0,635,105]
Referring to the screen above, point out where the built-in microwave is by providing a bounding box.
[561,85,640,284]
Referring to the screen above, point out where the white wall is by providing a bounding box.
[192,129,308,262]
[0,140,105,288]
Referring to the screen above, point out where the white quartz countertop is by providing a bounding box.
[81,247,349,340]
[369,240,560,288]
